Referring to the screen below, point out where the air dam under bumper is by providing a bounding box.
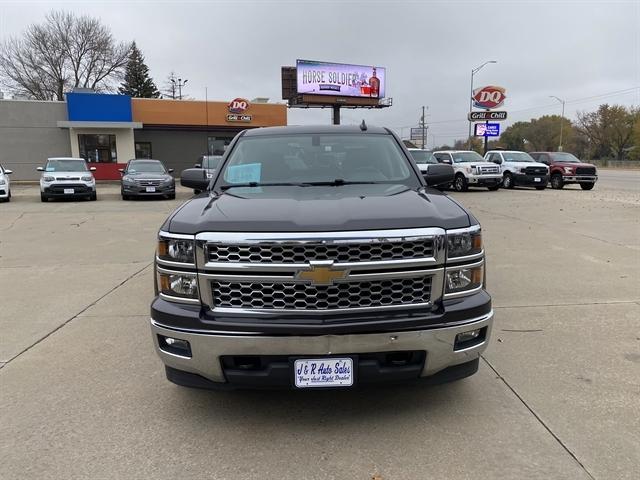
[150,311,493,389]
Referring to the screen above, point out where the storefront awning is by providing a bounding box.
[57,121,142,129]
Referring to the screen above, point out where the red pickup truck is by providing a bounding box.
[529,152,598,190]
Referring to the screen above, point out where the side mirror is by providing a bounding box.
[181,168,210,190]
[168,168,174,173]
[424,164,454,187]
[494,159,502,165]
[37,167,45,171]
[194,164,201,168]
[118,168,124,173]
[89,167,97,171]
[4,169,12,174]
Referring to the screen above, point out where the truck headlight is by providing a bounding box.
[81,175,93,182]
[563,167,573,174]
[445,263,484,296]
[520,168,527,173]
[158,271,198,299]
[447,227,482,259]
[158,237,195,264]
[0,179,5,185]
[43,175,55,182]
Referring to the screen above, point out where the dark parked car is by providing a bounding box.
[120,159,175,200]
[529,152,598,190]
[193,155,223,194]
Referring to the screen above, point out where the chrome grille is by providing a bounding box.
[207,239,433,264]
[478,165,500,175]
[136,179,162,186]
[211,276,432,310]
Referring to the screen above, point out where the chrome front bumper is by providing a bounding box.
[150,311,493,384]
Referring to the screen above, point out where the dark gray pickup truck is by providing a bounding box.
[150,125,493,389]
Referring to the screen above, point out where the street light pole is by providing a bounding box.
[421,106,428,150]
[550,95,565,151]
[467,60,497,149]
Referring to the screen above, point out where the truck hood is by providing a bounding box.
[166,184,472,234]
[552,161,596,168]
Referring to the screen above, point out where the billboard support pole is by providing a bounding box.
[332,105,340,125]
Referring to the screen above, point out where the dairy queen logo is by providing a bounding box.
[472,86,507,109]
[228,98,250,114]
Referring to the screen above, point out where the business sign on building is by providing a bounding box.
[475,123,501,137]
[296,59,386,98]
[227,98,252,122]
[468,110,508,121]
[472,86,506,109]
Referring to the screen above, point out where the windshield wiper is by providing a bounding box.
[220,182,305,190]
[300,179,384,186]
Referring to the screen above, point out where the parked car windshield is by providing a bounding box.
[452,151,485,163]
[202,156,222,170]
[502,152,535,162]
[45,159,88,172]
[409,150,437,164]
[550,152,581,163]
[128,161,166,173]
[218,134,418,187]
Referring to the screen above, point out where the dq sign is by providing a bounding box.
[472,86,506,109]
[228,98,250,114]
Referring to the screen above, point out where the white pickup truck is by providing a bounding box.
[432,150,502,192]
[484,150,549,190]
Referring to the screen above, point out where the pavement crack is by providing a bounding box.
[481,355,597,480]
[1,212,25,231]
[0,262,152,369]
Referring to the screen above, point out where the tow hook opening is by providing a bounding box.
[158,335,192,357]
[454,327,487,351]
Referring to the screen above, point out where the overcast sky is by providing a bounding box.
[1,0,638,147]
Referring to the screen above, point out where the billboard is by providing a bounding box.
[475,123,501,137]
[296,59,386,98]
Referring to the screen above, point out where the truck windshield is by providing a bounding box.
[550,152,580,163]
[45,159,89,172]
[409,150,437,164]
[218,134,418,187]
[452,152,485,163]
[502,152,535,162]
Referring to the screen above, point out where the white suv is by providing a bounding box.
[432,150,502,192]
[38,157,97,202]
[484,150,549,190]
[0,163,13,202]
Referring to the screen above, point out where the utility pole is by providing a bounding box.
[420,106,428,149]
[550,96,565,151]
[467,60,497,148]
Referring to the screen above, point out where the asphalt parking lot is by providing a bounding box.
[1,170,639,480]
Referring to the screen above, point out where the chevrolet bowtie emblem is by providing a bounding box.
[295,262,349,286]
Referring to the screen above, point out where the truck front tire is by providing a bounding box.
[551,174,564,189]
[453,174,468,192]
[580,182,595,190]
[502,172,515,189]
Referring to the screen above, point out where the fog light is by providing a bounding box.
[454,327,486,350]
[456,329,481,343]
[158,335,192,357]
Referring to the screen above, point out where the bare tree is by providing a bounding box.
[0,11,132,100]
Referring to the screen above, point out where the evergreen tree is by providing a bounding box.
[118,42,159,98]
